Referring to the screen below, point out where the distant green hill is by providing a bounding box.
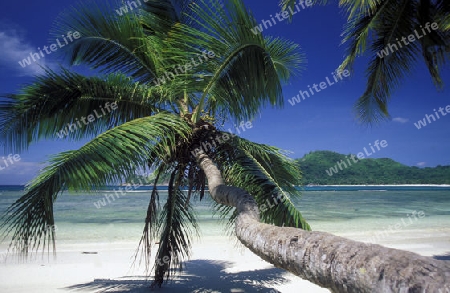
[296,151,450,185]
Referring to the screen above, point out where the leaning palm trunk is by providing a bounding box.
[196,151,450,292]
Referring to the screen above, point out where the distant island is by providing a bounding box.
[296,151,450,185]
[124,150,450,186]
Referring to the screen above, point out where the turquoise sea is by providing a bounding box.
[0,185,449,255]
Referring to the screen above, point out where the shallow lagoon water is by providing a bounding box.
[0,186,449,254]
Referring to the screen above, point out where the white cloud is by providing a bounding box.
[0,159,43,175]
[0,26,57,76]
[416,162,426,167]
[0,159,44,185]
[392,117,409,123]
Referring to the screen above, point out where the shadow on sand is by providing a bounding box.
[64,259,289,292]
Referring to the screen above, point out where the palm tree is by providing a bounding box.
[281,0,450,123]
[1,0,449,292]
[0,0,309,288]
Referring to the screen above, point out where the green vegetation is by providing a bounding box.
[297,151,450,185]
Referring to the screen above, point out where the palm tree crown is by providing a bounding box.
[0,0,310,287]
[281,0,450,123]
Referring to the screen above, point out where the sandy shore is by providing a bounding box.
[0,238,331,293]
[1,230,449,293]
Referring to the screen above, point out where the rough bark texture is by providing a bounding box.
[196,152,450,293]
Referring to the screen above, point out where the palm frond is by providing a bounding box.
[340,1,388,71]
[340,0,449,123]
[177,0,304,123]
[264,36,305,82]
[50,0,158,82]
[141,0,195,24]
[439,14,450,31]
[417,0,449,89]
[349,0,421,123]
[133,168,162,272]
[0,113,192,257]
[0,68,169,152]
[280,0,330,20]
[210,134,310,231]
[339,0,385,18]
[152,165,199,287]
[235,139,310,230]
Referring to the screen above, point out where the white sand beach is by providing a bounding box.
[0,237,325,293]
[1,187,449,292]
[1,229,449,293]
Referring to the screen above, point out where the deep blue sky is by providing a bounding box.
[0,0,449,185]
